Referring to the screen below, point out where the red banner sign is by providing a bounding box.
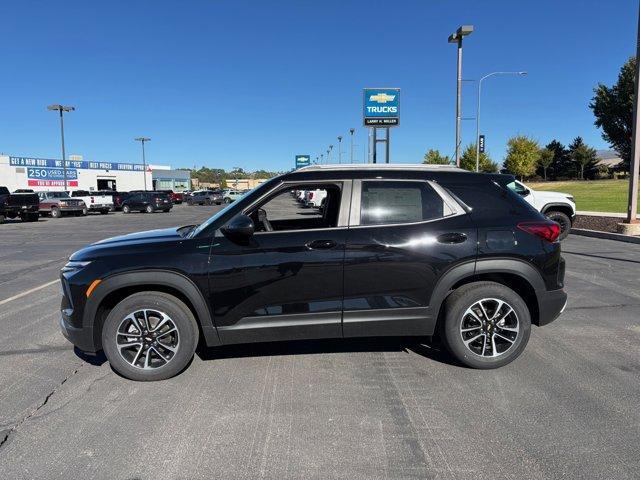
[28,180,79,187]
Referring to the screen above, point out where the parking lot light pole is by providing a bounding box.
[47,104,75,191]
[349,128,355,163]
[328,145,333,163]
[134,137,151,191]
[448,25,473,167]
[475,71,527,172]
[337,136,343,163]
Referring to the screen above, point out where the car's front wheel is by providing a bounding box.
[122,205,131,214]
[145,205,154,214]
[441,281,531,369]
[545,210,571,241]
[101,292,199,381]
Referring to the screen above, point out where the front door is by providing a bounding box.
[209,181,351,344]
[342,179,477,337]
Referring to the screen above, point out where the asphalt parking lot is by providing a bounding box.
[0,205,639,479]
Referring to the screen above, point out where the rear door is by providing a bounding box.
[342,179,477,337]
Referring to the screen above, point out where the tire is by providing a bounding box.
[163,209,170,213]
[545,210,571,241]
[205,198,212,206]
[122,205,131,214]
[0,215,5,224]
[441,281,531,369]
[101,292,199,381]
[145,205,154,214]
[82,207,88,216]
[51,207,61,218]
[100,209,109,215]
[224,197,231,204]
[27,212,39,222]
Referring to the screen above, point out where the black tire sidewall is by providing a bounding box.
[102,292,199,381]
[545,211,571,240]
[443,282,531,369]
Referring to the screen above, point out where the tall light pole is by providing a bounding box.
[47,104,75,190]
[320,153,324,164]
[337,136,343,163]
[328,144,333,163]
[624,5,640,231]
[349,128,355,163]
[475,71,527,172]
[134,137,151,190]
[448,25,474,167]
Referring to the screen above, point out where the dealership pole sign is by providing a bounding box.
[363,88,400,127]
[295,155,311,169]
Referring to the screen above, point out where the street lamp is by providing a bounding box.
[448,25,474,166]
[328,144,333,163]
[47,104,75,190]
[337,136,343,163]
[320,153,324,164]
[349,128,355,163]
[475,71,527,172]
[134,137,151,190]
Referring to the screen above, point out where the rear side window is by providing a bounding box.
[442,181,540,219]
[360,181,446,225]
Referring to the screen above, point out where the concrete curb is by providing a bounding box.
[570,228,640,244]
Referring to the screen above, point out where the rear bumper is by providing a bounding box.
[4,205,39,214]
[536,288,567,326]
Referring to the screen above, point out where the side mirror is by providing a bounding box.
[519,188,530,197]
[221,214,254,242]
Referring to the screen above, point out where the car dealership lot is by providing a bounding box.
[0,205,639,479]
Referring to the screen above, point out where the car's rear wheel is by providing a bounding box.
[224,197,231,204]
[441,281,531,369]
[545,211,571,241]
[205,198,212,206]
[145,205,154,213]
[122,205,131,214]
[51,207,61,218]
[101,292,199,381]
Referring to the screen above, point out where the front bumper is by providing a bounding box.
[536,288,568,326]
[60,314,97,353]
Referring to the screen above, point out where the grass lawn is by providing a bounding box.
[526,179,636,214]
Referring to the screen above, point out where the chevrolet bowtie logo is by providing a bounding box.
[369,93,396,104]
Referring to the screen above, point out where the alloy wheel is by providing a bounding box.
[116,309,180,370]
[459,298,519,358]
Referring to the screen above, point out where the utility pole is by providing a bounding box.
[349,128,355,163]
[623,5,640,233]
[448,25,473,166]
[47,104,75,190]
[134,137,151,191]
[337,136,343,163]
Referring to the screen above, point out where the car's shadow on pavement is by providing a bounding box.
[196,337,461,367]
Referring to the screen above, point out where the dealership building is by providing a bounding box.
[0,154,191,192]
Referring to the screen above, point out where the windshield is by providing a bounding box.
[188,177,279,238]
[49,192,70,199]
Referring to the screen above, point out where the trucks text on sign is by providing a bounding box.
[363,88,400,127]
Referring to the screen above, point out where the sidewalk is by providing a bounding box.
[577,211,640,219]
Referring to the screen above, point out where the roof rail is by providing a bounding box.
[297,163,463,172]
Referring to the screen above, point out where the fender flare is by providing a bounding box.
[541,203,575,217]
[428,258,545,322]
[83,270,220,350]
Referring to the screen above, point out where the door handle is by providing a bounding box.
[437,232,467,244]
[305,239,337,250]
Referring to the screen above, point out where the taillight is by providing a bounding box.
[309,192,314,199]
[90,196,95,203]
[517,221,561,243]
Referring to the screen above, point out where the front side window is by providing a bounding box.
[248,183,341,232]
[360,181,447,226]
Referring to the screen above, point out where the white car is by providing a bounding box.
[68,190,113,215]
[507,181,576,240]
[304,189,327,208]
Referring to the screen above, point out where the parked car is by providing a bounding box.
[304,189,327,208]
[121,191,173,213]
[157,190,184,204]
[38,191,85,218]
[507,181,576,240]
[0,186,40,223]
[60,164,567,381]
[68,190,113,215]
[186,189,222,205]
[221,188,243,204]
[97,191,128,211]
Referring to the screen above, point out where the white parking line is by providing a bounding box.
[0,280,59,306]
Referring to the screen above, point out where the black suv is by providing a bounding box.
[121,191,173,213]
[60,165,567,381]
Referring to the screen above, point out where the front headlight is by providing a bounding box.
[59,201,67,206]
[61,261,91,273]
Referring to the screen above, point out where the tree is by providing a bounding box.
[423,149,451,165]
[538,148,554,180]
[568,136,598,180]
[590,56,634,171]
[504,135,540,179]
[459,143,498,172]
[543,140,573,179]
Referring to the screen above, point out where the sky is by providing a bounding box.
[0,0,637,172]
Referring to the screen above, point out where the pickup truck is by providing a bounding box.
[38,191,86,218]
[507,180,576,240]
[0,186,40,223]
[68,190,113,214]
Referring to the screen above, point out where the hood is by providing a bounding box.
[93,227,183,246]
[534,190,574,201]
